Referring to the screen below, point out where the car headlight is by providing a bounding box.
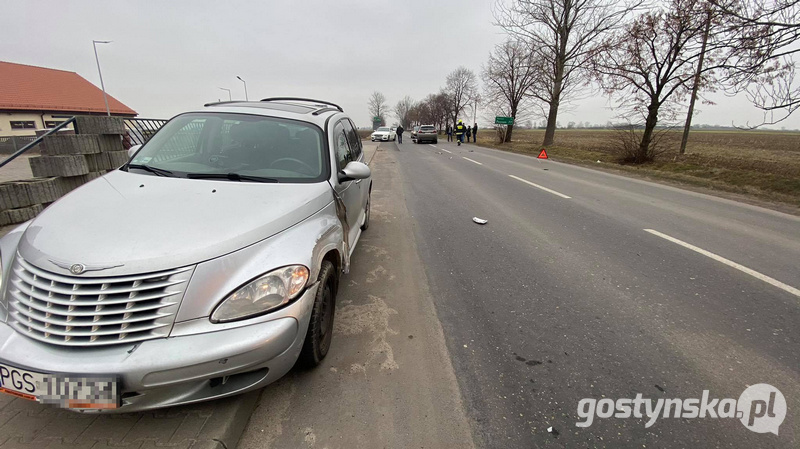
[211,265,309,323]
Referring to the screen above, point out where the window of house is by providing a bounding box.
[45,121,65,128]
[10,121,36,130]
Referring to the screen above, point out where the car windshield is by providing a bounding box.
[420,126,435,132]
[377,127,390,132]
[127,112,327,182]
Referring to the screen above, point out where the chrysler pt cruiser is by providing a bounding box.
[0,98,372,412]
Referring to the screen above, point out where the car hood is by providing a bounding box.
[18,170,334,276]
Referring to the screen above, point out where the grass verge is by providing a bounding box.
[475,128,800,212]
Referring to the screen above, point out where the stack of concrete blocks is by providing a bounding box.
[0,116,128,227]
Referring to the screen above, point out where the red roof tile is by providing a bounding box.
[0,61,137,116]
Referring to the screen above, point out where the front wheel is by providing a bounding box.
[298,261,337,368]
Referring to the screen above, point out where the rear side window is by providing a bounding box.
[342,119,362,160]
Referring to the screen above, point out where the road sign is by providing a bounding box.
[373,116,381,122]
[495,116,514,125]
[538,149,548,159]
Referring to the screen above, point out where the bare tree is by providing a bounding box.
[592,0,708,163]
[494,0,641,146]
[445,67,478,126]
[710,0,800,125]
[482,39,542,142]
[394,96,415,128]
[367,91,389,127]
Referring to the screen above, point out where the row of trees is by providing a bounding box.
[367,66,481,132]
[368,0,797,163]
[486,0,799,163]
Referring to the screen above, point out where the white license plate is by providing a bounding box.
[0,363,119,409]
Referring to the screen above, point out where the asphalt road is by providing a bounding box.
[390,137,799,448]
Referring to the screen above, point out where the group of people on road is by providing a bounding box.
[447,121,477,145]
[446,122,477,144]
[394,121,477,147]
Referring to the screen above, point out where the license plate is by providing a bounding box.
[0,363,119,409]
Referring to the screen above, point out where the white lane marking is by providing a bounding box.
[644,229,800,298]
[462,157,483,165]
[508,175,571,199]
[430,145,452,154]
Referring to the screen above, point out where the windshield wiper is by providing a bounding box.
[125,164,174,177]
[185,173,279,183]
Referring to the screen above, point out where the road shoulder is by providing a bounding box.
[238,143,475,449]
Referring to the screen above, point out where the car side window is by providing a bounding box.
[334,122,353,171]
[342,119,362,160]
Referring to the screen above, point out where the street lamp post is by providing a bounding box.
[236,76,248,101]
[218,87,232,101]
[92,40,112,116]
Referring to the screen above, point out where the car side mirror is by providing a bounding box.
[338,161,371,183]
[127,144,142,159]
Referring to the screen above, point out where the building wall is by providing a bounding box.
[0,111,75,137]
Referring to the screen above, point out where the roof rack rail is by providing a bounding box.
[311,106,341,116]
[261,97,343,112]
[203,100,243,107]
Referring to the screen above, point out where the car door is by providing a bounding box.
[331,120,362,250]
[342,119,369,213]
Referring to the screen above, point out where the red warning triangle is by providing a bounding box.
[537,149,549,159]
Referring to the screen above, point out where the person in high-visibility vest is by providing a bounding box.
[455,120,466,146]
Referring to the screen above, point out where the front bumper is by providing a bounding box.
[0,283,319,413]
[371,135,391,141]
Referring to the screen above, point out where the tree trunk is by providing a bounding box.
[680,9,712,155]
[505,124,515,142]
[543,39,567,147]
[638,103,660,163]
[543,78,562,146]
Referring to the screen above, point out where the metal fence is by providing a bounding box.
[123,118,168,146]
[0,136,37,155]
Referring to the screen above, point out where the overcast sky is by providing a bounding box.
[4,0,798,130]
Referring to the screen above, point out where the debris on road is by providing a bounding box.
[597,160,602,163]
[472,217,488,225]
[547,426,559,436]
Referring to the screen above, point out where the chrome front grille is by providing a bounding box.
[7,257,193,347]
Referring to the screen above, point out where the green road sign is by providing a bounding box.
[495,116,514,125]
[373,116,381,122]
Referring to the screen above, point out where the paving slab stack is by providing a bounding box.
[0,116,128,226]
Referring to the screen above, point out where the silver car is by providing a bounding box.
[0,98,372,412]
[415,125,438,144]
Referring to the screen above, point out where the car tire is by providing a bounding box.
[298,260,337,368]
[361,188,371,231]
[433,139,438,144]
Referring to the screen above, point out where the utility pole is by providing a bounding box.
[236,76,248,101]
[680,9,712,155]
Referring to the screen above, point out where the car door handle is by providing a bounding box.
[355,179,362,184]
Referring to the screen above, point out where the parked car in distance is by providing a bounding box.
[410,125,420,141]
[0,97,372,412]
[415,125,438,144]
[370,127,396,142]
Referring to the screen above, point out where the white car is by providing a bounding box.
[370,127,396,142]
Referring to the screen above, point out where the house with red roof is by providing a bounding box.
[0,61,137,137]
